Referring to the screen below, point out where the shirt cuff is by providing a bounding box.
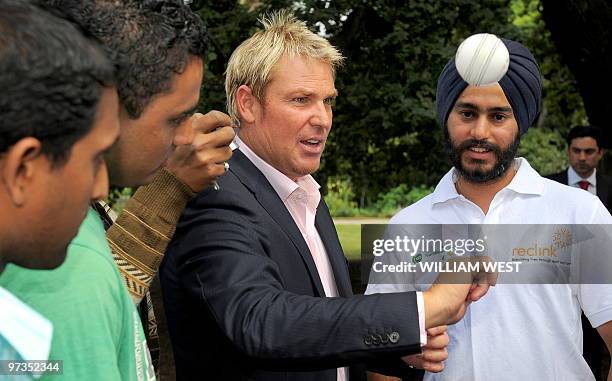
[416,291,427,347]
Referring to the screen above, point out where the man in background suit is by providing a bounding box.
[548,125,611,209]
[547,125,611,379]
[160,11,493,381]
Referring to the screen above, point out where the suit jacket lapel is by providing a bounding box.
[561,169,569,185]
[230,150,326,296]
[315,201,353,297]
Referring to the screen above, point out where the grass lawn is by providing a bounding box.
[335,224,361,261]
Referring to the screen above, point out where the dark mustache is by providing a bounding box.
[457,139,501,154]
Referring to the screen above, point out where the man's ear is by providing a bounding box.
[235,85,259,124]
[1,137,44,206]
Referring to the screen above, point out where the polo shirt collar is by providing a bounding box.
[431,158,544,205]
[504,158,545,195]
[431,169,461,204]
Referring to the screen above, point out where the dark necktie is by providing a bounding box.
[578,180,590,191]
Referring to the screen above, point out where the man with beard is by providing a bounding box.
[367,37,612,380]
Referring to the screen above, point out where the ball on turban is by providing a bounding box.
[436,37,542,135]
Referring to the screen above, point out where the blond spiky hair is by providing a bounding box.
[225,10,344,124]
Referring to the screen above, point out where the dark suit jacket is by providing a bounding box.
[546,168,612,210]
[160,150,423,381]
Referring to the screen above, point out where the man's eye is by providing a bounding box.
[170,116,188,126]
[324,97,336,106]
[292,97,307,104]
[460,111,474,118]
[493,113,507,121]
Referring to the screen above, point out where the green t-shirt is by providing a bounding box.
[0,208,155,381]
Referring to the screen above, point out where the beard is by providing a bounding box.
[445,130,520,183]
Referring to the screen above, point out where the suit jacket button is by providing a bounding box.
[364,335,373,345]
[372,334,380,345]
[380,333,389,344]
[388,331,400,344]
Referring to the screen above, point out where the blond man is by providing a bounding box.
[160,12,490,381]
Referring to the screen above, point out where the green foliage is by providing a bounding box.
[107,187,134,212]
[324,177,359,217]
[518,127,567,175]
[510,0,588,132]
[509,1,579,176]
[193,1,265,113]
[334,224,361,260]
[373,184,433,217]
[325,177,432,217]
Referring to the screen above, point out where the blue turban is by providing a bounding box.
[436,38,542,135]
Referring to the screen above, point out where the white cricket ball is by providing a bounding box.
[455,33,510,86]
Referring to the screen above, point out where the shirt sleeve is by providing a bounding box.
[579,284,612,328]
[106,168,194,303]
[579,197,612,328]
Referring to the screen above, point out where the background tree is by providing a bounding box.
[512,0,587,174]
[541,0,611,146]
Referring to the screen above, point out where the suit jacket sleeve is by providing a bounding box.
[166,185,422,371]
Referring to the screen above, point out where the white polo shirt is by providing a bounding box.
[366,158,612,381]
[0,286,53,379]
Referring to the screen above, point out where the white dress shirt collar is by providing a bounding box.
[568,166,597,188]
[234,136,321,204]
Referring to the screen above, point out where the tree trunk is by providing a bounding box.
[541,0,612,145]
